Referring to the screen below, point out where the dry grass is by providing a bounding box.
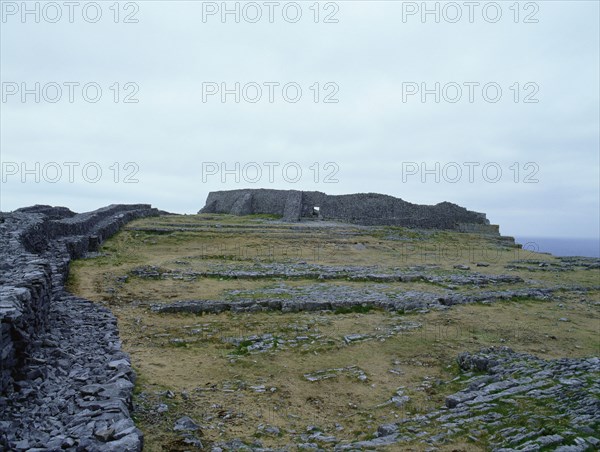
[67,214,600,450]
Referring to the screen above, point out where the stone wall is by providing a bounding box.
[457,222,500,235]
[201,189,297,219]
[0,204,162,451]
[200,189,498,233]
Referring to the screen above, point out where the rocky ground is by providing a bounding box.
[345,347,600,452]
[65,214,600,451]
[128,347,599,451]
[0,293,143,451]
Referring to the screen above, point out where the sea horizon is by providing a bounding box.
[515,236,600,259]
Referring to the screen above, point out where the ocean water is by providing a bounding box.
[515,237,600,258]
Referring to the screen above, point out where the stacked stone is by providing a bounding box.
[0,204,162,451]
[199,189,499,233]
[0,293,143,451]
[0,213,54,394]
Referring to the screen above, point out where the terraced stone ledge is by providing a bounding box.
[150,287,560,315]
[131,263,525,287]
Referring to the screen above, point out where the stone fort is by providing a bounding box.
[200,189,500,234]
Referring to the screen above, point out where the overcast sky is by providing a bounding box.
[1,1,598,238]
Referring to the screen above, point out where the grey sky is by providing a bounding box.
[1,0,598,238]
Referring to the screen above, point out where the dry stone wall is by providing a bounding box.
[200,189,499,233]
[0,204,162,451]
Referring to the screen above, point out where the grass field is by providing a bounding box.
[67,214,600,450]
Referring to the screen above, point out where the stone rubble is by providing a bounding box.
[506,257,600,273]
[188,348,599,451]
[303,365,368,383]
[132,262,526,287]
[214,319,421,357]
[336,347,600,451]
[0,204,162,450]
[0,293,143,451]
[136,262,597,316]
[150,280,583,315]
